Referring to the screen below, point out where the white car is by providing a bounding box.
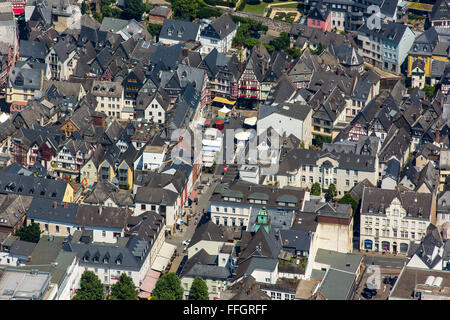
[182,240,191,246]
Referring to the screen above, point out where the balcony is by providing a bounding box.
[240,86,246,89]
[250,87,258,90]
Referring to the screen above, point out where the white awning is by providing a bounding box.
[151,242,177,272]
[235,131,251,141]
[158,242,177,259]
[244,117,257,126]
[151,256,170,272]
[218,106,231,114]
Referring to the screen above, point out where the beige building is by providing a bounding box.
[91,81,125,120]
[360,187,436,254]
[439,150,450,191]
[266,148,378,196]
[6,67,43,105]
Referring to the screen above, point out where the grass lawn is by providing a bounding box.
[242,0,298,14]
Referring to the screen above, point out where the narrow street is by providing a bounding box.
[165,172,220,274]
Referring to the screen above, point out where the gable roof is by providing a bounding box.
[160,19,200,42]
[200,14,236,40]
[19,40,47,60]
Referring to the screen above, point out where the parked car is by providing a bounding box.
[364,287,377,296]
[390,276,398,286]
[182,240,191,246]
[361,291,372,299]
[383,276,390,284]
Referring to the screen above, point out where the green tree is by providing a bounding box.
[287,46,301,59]
[121,0,145,21]
[244,38,260,48]
[144,2,152,13]
[300,141,305,149]
[311,182,321,196]
[72,271,105,300]
[189,276,209,300]
[111,7,122,18]
[93,11,102,23]
[313,135,331,148]
[109,273,138,300]
[263,42,275,54]
[421,84,436,99]
[197,7,222,19]
[338,193,358,212]
[326,183,337,201]
[102,5,113,17]
[81,1,87,14]
[269,31,290,51]
[15,222,42,243]
[148,23,162,38]
[152,272,184,300]
[311,43,324,55]
[172,0,201,21]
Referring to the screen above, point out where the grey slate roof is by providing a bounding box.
[160,19,200,42]
[430,0,450,22]
[278,148,376,174]
[19,40,47,60]
[0,173,69,201]
[247,207,294,234]
[183,264,231,280]
[9,240,37,257]
[302,201,352,219]
[361,187,433,220]
[279,229,312,252]
[358,21,408,45]
[65,233,150,270]
[200,14,236,40]
[27,198,78,224]
[8,66,42,90]
[409,27,439,56]
[188,220,234,248]
[260,102,312,121]
[99,17,129,33]
[134,186,178,205]
[314,248,363,274]
[316,268,355,300]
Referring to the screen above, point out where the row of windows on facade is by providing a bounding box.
[363,217,428,229]
[214,216,245,227]
[100,103,121,109]
[269,174,359,186]
[86,267,132,278]
[363,228,425,240]
[100,96,121,101]
[265,291,295,300]
[40,223,110,238]
[366,206,424,217]
[300,166,359,175]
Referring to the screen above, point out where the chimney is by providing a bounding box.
[53,202,57,209]
[334,201,337,208]
[63,203,68,208]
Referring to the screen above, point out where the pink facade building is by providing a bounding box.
[306,6,331,32]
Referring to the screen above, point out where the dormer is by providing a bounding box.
[83,250,90,262]
[115,253,123,265]
[93,251,100,263]
[103,252,110,264]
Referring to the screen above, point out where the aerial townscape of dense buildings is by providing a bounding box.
[0,0,448,302]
